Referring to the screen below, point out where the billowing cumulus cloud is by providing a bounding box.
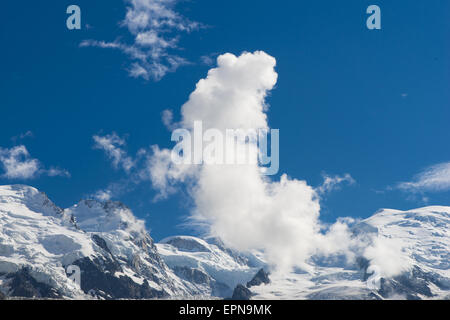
[180,52,277,131]
[144,51,383,272]
[91,51,409,275]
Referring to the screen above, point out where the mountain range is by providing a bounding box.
[0,185,448,300]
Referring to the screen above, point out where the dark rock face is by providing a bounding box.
[378,267,441,299]
[231,284,252,300]
[172,266,232,298]
[173,266,211,285]
[71,256,166,299]
[247,268,270,288]
[7,268,61,299]
[229,268,270,300]
[91,234,113,255]
[71,234,172,299]
[0,290,6,300]
[211,281,232,298]
[360,258,446,300]
[132,234,167,272]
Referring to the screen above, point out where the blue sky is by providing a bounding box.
[1,0,449,241]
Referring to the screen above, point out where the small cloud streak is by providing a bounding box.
[396,162,450,193]
[11,130,33,143]
[93,133,135,172]
[46,167,71,178]
[317,173,355,195]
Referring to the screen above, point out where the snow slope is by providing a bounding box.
[0,185,93,298]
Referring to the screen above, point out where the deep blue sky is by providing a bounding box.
[1,0,449,240]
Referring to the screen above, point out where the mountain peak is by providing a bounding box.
[0,184,63,218]
[65,199,146,234]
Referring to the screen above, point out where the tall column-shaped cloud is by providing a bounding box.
[147,51,409,273]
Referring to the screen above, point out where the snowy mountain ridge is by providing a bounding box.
[251,206,450,300]
[0,185,192,299]
[0,184,449,300]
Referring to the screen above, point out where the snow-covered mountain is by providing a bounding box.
[156,236,266,297]
[0,185,449,300]
[0,185,194,299]
[250,207,450,300]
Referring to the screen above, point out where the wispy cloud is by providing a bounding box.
[11,130,33,143]
[200,54,216,66]
[396,162,450,193]
[142,145,196,200]
[92,132,149,200]
[80,0,201,80]
[161,109,177,130]
[0,145,70,179]
[316,173,356,195]
[46,167,71,178]
[93,133,135,172]
[91,131,193,201]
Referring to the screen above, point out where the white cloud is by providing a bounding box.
[317,173,355,195]
[11,130,33,142]
[80,0,201,80]
[129,62,151,79]
[161,109,175,130]
[144,51,364,271]
[91,134,155,201]
[90,52,410,276]
[180,52,276,131]
[46,167,71,178]
[0,145,69,180]
[397,162,450,193]
[363,236,412,278]
[0,146,39,179]
[93,189,113,201]
[89,180,135,202]
[93,133,134,172]
[141,145,196,200]
[200,54,215,66]
[91,135,194,201]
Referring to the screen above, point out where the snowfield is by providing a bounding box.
[0,184,449,300]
